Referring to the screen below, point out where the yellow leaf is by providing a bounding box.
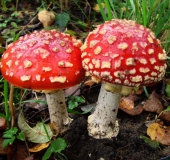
[29,142,50,152]
[147,123,170,145]
[93,3,105,12]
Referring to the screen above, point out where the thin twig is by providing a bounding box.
[9,84,15,127]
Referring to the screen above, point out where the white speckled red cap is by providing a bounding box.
[1,30,85,90]
[81,19,167,87]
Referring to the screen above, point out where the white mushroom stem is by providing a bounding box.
[88,82,121,139]
[46,90,72,135]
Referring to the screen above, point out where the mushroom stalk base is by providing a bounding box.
[46,90,72,135]
[88,82,121,139]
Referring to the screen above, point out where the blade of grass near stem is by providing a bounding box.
[134,0,142,23]
[97,0,107,21]
[72,0,88,21]
[9,84,15,127]
[42,119,51,142]
[153,0,170,36]
[129,0,135,13]
[142,0,147,26]
[104,0,113,20]
[108,0,117,18]
[144,0,154,27]
[125,0,133,19]
[127,0,140,21]
[4,80,10,126]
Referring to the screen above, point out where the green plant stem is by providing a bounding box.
[4,80,10,127]
[42,119,51,142]
[72,0,88,21]
[56,152,68,160]
[143,86,149,98]
[97,0,107,21]
[9,84,15,128]
[142,0,147,26]
[108,0,117,18]
[104,0,113,20]
[60,0,63,12]
[1,0,7,12]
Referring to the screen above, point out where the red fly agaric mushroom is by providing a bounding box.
[81,19,167,139]
[1,29,85,134]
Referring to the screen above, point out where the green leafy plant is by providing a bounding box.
[1,0,10,12]
[1,80,10,127]
[52,0,89,31]
[165,84,170,97]
[2,127,25,148]
[67,95,92,114]
[42,138,67,160]
[68,95,85,110]
[140,135,160,149]
[55,12,70,29]
[41,118,67,160]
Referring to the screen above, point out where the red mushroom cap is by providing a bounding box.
[1,30,85,90]
[81,19,167,87]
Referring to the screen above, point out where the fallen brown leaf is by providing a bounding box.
[83,79,95,88]
[135,87,144,95]
[29,142,50,152]
[0,137,7,154]
[0,117,7,130]
[143,92,163,114]
[119,95,143,115]
[24,95,46,110]
[119,95,134,110]
[160,111,170,122]
[24,155,34,160]
[64,84,80,97]
[147,122,170,145]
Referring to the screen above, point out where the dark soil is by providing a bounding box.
[62,111,162,160]
[60,85,168,160]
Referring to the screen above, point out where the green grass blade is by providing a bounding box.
[4,80,10,126]
[72,0,89,21]
[142,0,147,26]
[108,0,118,18]
[145,0,154,27]
[129,0,135,12]
[134,0,142,23]
[128,0,142,23]
[97,0,107,21]
[153,0,170,36]
[126,0,133,20]
[104,0,113,20]
[41,119,51,142]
